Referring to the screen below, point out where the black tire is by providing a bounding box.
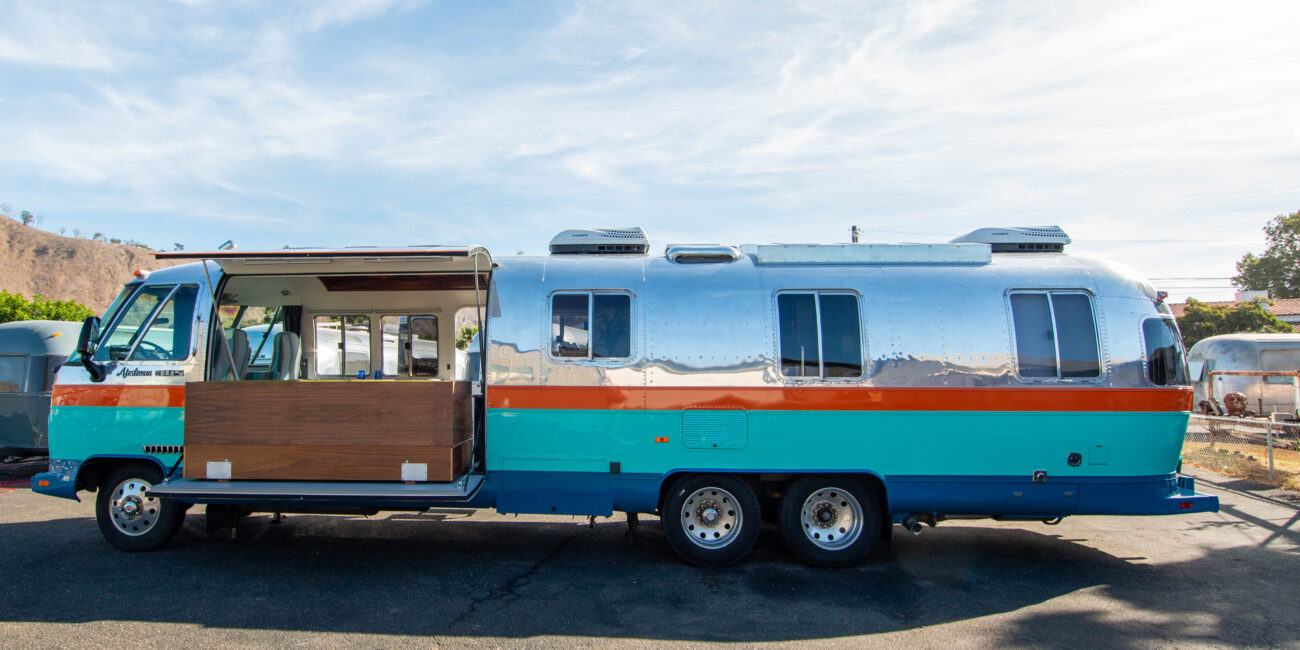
[662,474,761,567]
[95,465,185,552]
[779,477,881,568]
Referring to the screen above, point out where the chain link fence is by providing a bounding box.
[1183,414,1300,486]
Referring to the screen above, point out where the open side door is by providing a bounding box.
[156,245,493,277]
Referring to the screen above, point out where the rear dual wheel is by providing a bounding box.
[779,477,880,568]
[662,475,761,567]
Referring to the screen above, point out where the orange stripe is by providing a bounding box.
[51,384,186,408]
[485,386,1193,412]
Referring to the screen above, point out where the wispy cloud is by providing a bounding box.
[0,0,1297,297]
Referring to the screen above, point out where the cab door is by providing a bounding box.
[48,281,209,463]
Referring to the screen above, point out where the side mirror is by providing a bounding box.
[77,316,106,382]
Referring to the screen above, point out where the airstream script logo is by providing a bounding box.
[114,367,185,378]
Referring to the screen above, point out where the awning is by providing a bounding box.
[155,246,493,276]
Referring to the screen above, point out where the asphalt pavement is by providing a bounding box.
[1,469,1297,648]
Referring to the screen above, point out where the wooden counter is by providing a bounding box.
[183,380,473,482]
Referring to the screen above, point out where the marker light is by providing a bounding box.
[133,269,150,279]
[38,480,49,487]
[1180,502,1193,509]
[654,437,669,443]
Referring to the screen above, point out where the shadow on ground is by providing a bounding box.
[1,495,1297,645]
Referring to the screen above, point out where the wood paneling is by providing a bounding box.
[185,381,471,447]
[184,441,472,482]
[183,380,474,482]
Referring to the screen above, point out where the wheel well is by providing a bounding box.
[74,457,165,492]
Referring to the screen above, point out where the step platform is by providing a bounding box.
[147,473,484,508]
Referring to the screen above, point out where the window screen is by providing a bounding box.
[381,315,439,377]
[778,292,862,379]
[1143,318,1189,386]
[551,293,631,360]
[1010,291,1100,380]
[315,315,371,377]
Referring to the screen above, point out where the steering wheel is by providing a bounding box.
[131,340,171,360]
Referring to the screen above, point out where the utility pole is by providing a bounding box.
[850,225,860,243]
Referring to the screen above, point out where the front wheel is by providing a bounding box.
[779,477,881,568]
[662,475,761,567]
[95,465,185,552]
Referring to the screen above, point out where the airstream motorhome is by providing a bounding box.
[33,227,1216,567]
[0,320,80,459]
[1188,333,1300,416]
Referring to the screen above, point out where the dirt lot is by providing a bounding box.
[1,468,1297,648]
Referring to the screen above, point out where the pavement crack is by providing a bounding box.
[448,528,585,628]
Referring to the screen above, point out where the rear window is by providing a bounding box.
[1143,318,1189,386]
[1010,291,1101,380]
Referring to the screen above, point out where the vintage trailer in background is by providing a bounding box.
[1188,333,1300,416]
[33,227,1217,567]
[0,320,80,459]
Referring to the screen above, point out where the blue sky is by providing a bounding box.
[2,0,1299,300]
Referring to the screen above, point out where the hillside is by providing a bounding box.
[0,218,181,313]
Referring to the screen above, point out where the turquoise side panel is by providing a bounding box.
[48,405,183,463]
[485,409,1188,478]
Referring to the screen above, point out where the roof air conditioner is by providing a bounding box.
[549,227,649,255]
[950,226,1070,252]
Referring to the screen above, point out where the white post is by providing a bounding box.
[1267,422,1275,480]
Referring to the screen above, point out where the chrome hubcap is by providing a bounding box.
[681,487,742,549]
[800,488,864,550]
[110,478,160,537]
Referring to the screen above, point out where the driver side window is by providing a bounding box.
[94,285,199,362]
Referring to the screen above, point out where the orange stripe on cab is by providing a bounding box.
[51,384,187,408]
[485,386,1193,413]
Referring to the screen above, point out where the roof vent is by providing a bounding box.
[665,244,742,263]
[950,226,1070,253]
[549,227,649,255]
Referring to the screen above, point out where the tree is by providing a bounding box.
[0,290,95,324]
[173,243,184,251]
[455,326,479,350]
[1235,210,1300,298]
[19,210,34,226]
[1176,298,1293,349]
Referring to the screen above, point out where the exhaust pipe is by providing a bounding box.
[902,516,924,535]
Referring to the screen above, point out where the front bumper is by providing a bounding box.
[31,459,80,501]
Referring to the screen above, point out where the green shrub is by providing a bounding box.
[0,290,95,324]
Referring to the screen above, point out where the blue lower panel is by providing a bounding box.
[489,471,1218,518]
[886,473,1218,517]
[492,468,662,515]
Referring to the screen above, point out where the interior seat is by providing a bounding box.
[269,332,301,380]
[211,329,250,381]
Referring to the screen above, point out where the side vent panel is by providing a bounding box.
[682,409,748,450]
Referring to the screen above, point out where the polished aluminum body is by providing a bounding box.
[1188,334,1300,414]
[485,249,1173,391]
